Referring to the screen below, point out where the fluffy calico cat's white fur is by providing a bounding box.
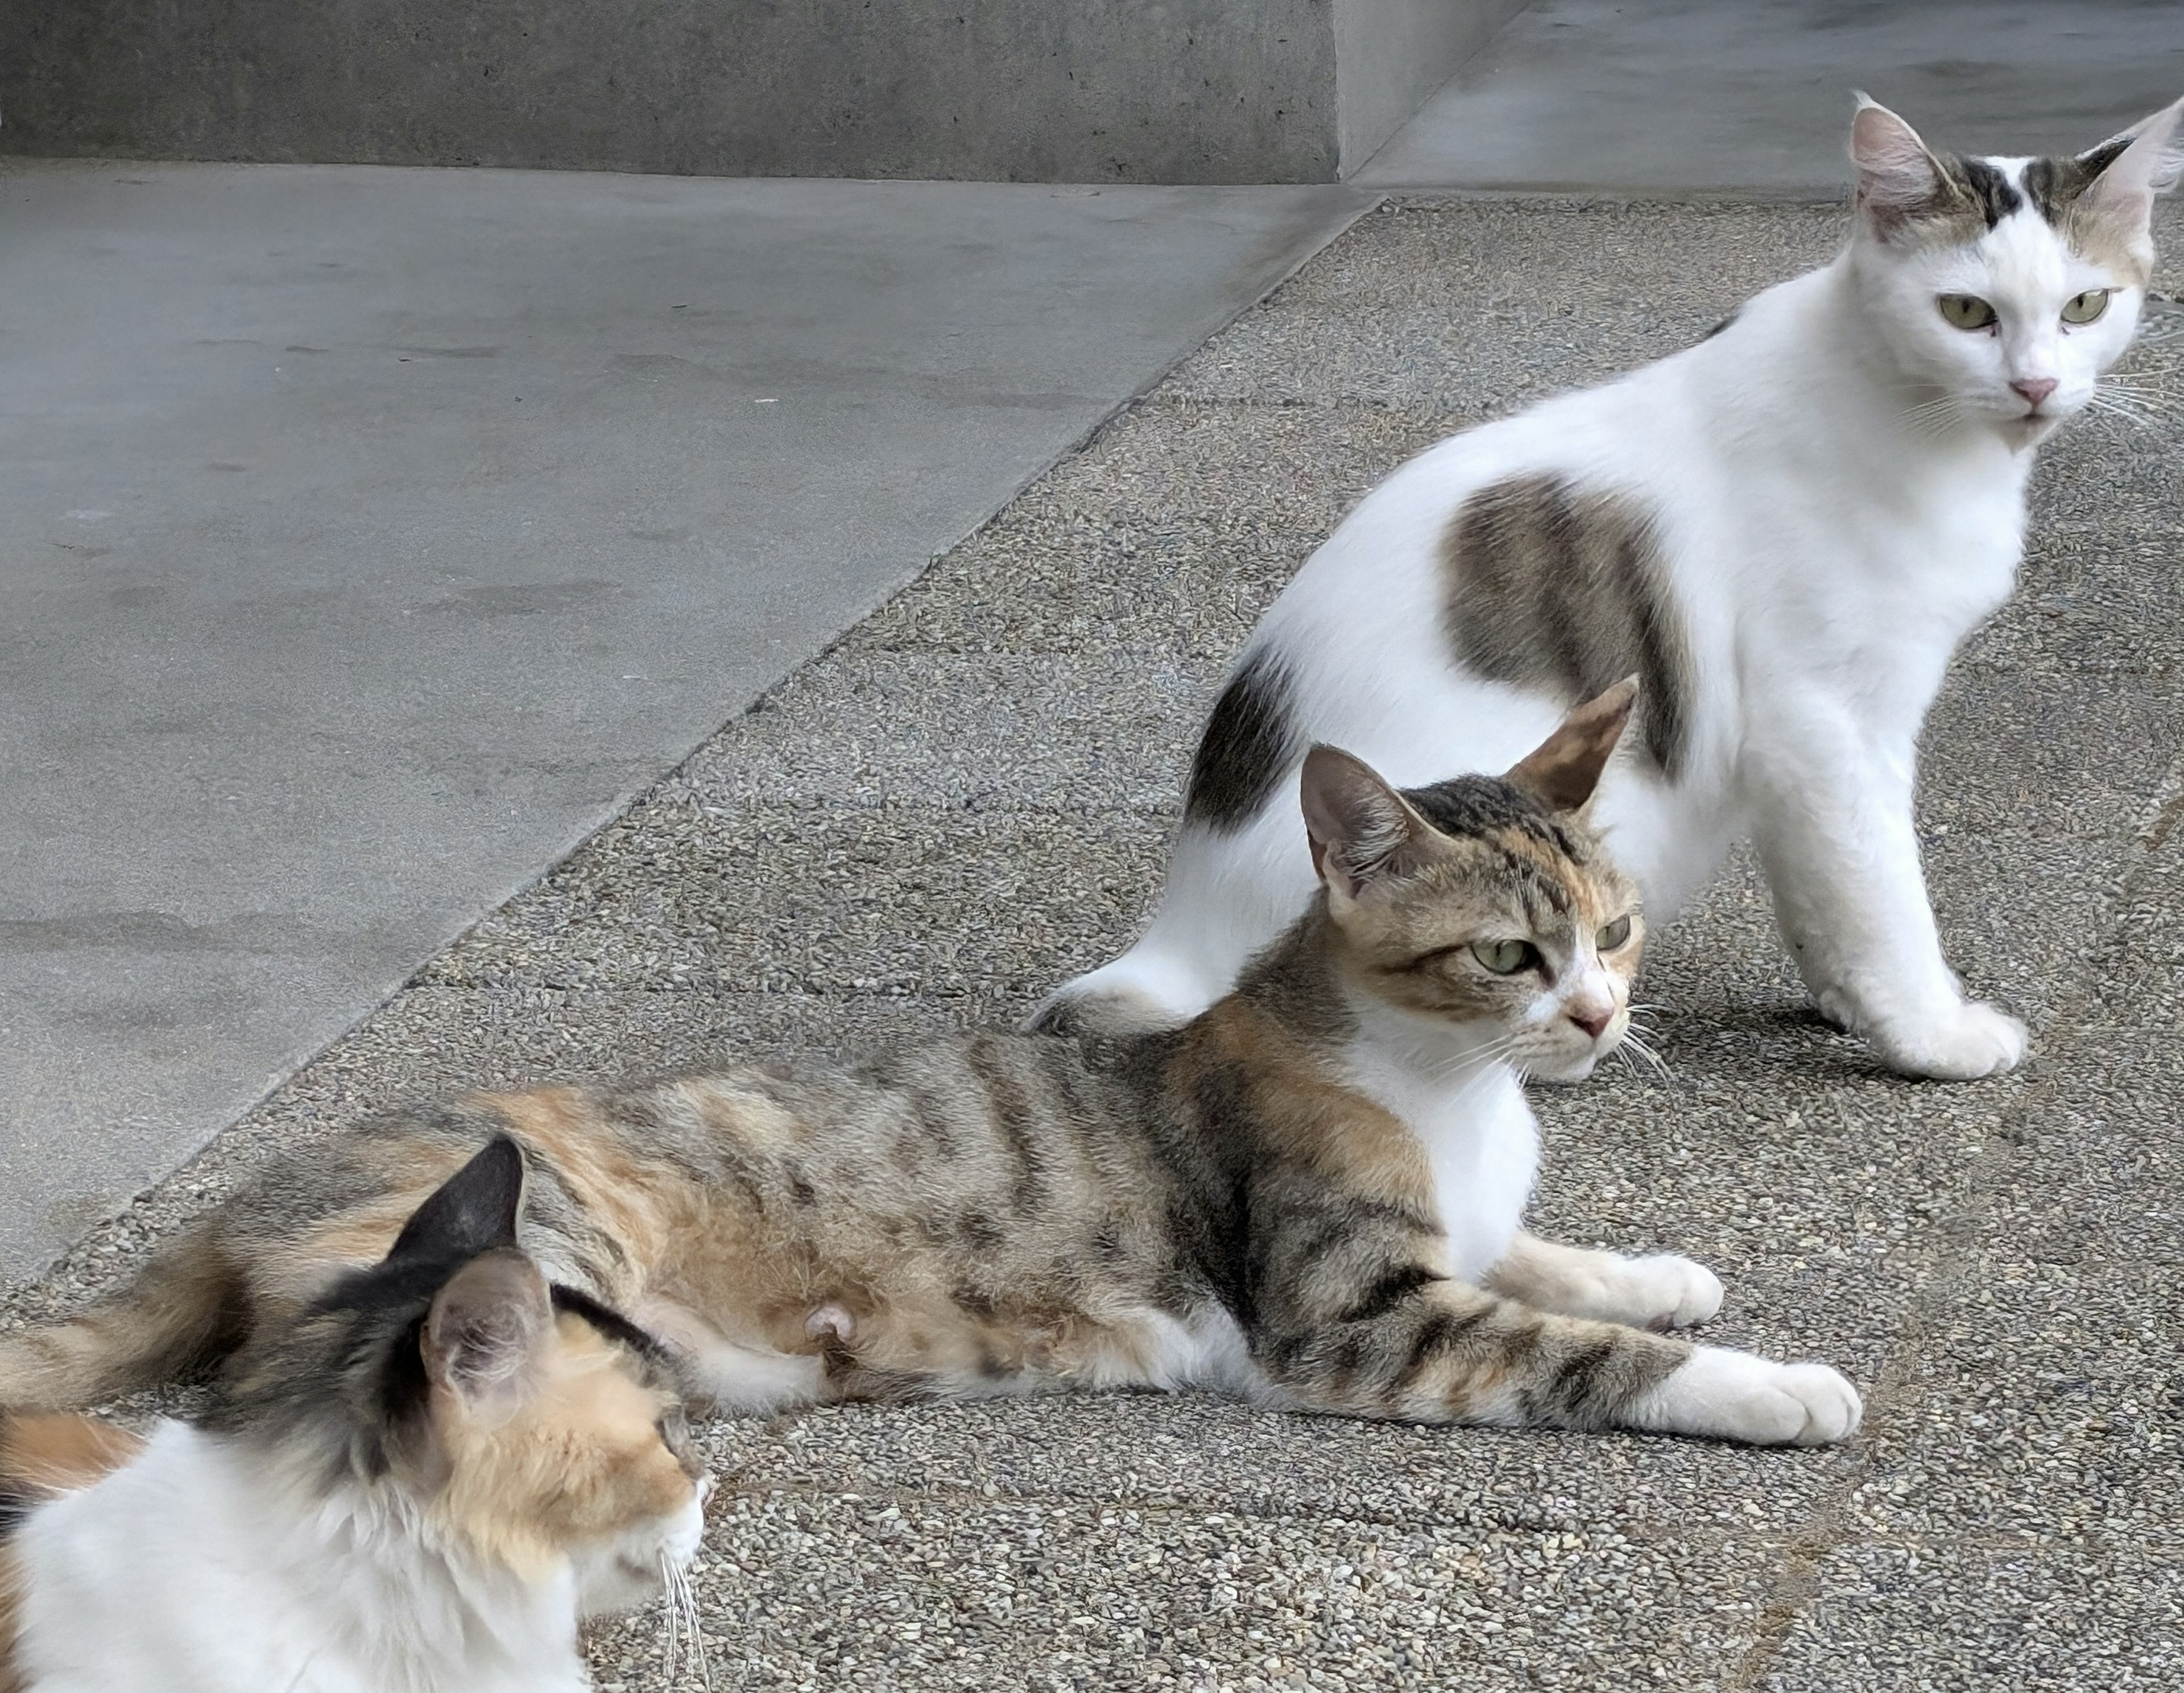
[3,1142,710,1693]
[1042,98,2183,1080]
[14,1419,701,1693]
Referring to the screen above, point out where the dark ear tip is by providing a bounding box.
[384,1132,529,1265]
[478,1133,524,1183]
[1299,743,1371,794]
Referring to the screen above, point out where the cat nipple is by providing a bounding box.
[805,1303,855,1343]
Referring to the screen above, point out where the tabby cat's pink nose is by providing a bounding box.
[1570,1007,1614,1041]
[2011,377,2057,408]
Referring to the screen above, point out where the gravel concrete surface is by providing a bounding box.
[6,198,2182,1691]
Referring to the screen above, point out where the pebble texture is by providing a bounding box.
[6,198,2183,1691]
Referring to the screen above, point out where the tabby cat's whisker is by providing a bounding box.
[1617,1028,1673,1079]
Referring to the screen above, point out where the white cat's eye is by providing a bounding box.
[1595,914,1633,952]
[1471,938,1535,975]
[2061,288,2110,325]
[1936,293,1998,332]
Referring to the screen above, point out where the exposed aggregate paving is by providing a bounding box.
[6,198,2183,1691]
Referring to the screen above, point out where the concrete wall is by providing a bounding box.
[0,1,1517,185]
[1334,0,1531,175]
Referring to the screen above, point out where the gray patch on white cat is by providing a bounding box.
[2022,136,2130,225]
[1870,152,2022,248]
[1184,648,1302,833]
[2023,138,2149,283]
[1440,474,1691,779]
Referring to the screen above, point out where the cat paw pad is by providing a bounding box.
[1636,1347,1864,1446]
[1617,1255,1726,1330]
[1876,1000,2027,1080]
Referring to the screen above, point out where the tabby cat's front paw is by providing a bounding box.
[1631,1346,1864,1446]
[1872,1000,2028,1081]
[1602,1254,1724,1331]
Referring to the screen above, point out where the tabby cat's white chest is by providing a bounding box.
[1339,1049,1540,1285]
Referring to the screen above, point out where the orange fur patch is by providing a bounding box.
[429,1314,696,1579]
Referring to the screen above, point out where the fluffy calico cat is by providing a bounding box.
[0,1141,710,1693]
[1036,97,2184,1081]
[0,691,1860,1452]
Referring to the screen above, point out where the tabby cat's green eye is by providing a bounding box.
[1595,914,1633,952]
[1471,938,1536,975]
[1937,293,1997,331]
[2061,288,2110,325]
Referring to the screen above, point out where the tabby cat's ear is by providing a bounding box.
[1505,678,1637,813]
[1300,745,1433,898]
[384,1135,526,1266]
[423,1249,555,1408]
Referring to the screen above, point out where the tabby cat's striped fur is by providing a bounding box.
[0,688,1860,1447]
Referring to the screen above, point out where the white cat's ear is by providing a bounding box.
[1849,94,1947,237]
[2077,95,2184,234]
[423,1249,555,1410]
[1299,745,1432,899]
[1506,678,1637,812]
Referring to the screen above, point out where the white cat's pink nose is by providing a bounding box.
[2011,377,2057,409]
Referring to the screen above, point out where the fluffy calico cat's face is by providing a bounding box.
[220,1139,709,1617]
[421,1261,712,1618]
[1848,97,2181,445]
[1302,682,1644,1082]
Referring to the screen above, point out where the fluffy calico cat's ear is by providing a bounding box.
[384,1135,526,1266]
[1505,678,1637,812]
[2073,96,2184,249]
[423,1249,555,1408]
[1300,745,1433,897]
[1848,94,1949,238]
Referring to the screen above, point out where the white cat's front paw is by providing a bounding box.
[1873,1000,2028,1081]
[1601,1254,1725,1331]
[1629,1346,1864,1446]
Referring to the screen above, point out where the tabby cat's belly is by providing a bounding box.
[636,1288,1264,1412]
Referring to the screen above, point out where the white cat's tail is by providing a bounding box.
[1027,802,1321,1035]
[1025,939,1223,1036]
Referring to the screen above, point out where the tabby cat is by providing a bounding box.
[0,1142,709,1693]
[1037,96,2183,1081]
[0,688,1860,1450]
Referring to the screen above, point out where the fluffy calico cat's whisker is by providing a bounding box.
[655,1549,710,1689]
[659,1549,711,1688]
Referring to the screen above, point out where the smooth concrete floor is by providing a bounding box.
[0,160,1361,1278]
[1360,0,2184,192]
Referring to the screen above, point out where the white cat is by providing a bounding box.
[1039,97,2183,1080]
